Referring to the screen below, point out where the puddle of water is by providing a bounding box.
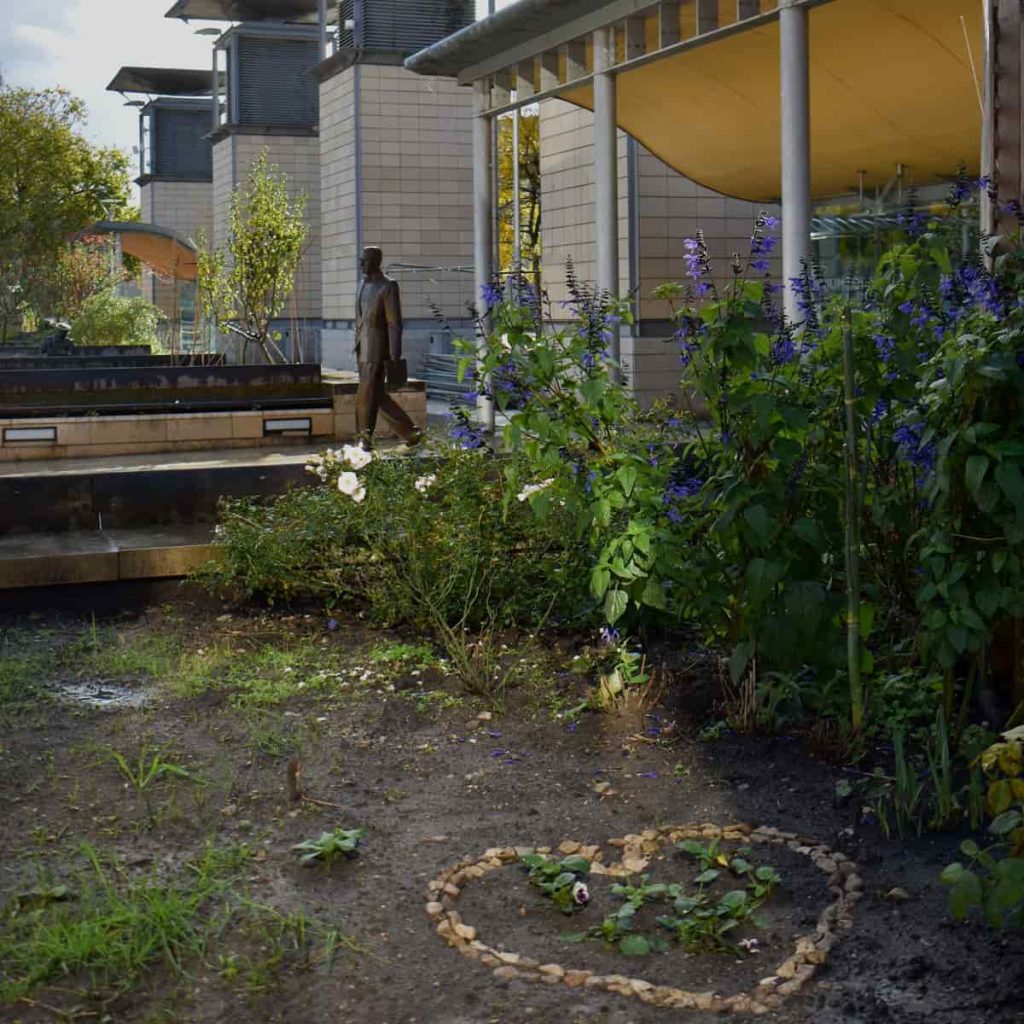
[52,679,151,709]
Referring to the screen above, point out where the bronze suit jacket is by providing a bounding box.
[355,276,402,364]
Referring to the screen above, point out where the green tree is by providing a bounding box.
[0,85,133,341]
[496,109,541,287]
[51,237,124,321]
[196,151,308,364]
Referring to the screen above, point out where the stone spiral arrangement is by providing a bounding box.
[425,822,861,1015]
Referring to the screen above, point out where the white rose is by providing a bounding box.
[516,478,554,502]
[351,485,366,504]
[414,474,437,494]
[337,471,362,497]
[343,444,373,470]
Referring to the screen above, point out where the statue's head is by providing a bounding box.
[360,246,383,275]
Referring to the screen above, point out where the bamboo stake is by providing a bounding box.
[842,309,864,731]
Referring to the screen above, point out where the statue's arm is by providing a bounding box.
[386,281,403,360]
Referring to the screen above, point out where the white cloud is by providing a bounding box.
[2,0,212,157]
[0,0,516,165]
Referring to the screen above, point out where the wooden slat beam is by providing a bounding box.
[516,59,536,98]
[564,38,587,80]
[625,14,647,61]
[659,1,682,47]
[696,0,719,35]
[539,50,560,90]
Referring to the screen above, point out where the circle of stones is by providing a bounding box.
[425,822,861,1015]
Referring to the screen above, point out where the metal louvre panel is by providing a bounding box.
[360,0,475,52]
[237,36,319,127]
[337,0,356,48]
[153,109,213,179]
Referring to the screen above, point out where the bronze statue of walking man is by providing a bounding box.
[354,246,421,446]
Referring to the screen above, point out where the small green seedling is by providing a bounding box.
[520,853,590,914]
[292,828,365,868]
[108,744,192,793]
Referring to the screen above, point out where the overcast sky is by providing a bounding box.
[1,0,508,160]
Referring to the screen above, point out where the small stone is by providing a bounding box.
[477,711,493,721]
[539,964,565,978]
[558,840,581,855]
[622,856,649,874]
[692,992,715,1011]
[436,919,453,940]
[422,835,450,844]
[513,846,535,858]
[564,970,591,989]
[496,951,520,965]
[536,846,551,854]
[442,882,460,897]
[583,975,608,990]
[846,890,863,904]
[425,902,444,920]
[885,886,911,901]
[492,966,519,982]
[458,945,479,960]
[454,923,477,940]
[817,857,838,874]
[578,844,601,860]
[220,804,237,817]
[463,866,485,879]
[846,874,864,892]
[427,880,444,894]
[480,954,500,967]
[776,958,800,979]
[630,978,654,995]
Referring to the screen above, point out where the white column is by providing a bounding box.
[980,0,995,241]
[780,0,812,323]
[211,45,220,133]
[473,80,496,431]
[593,26,621,378]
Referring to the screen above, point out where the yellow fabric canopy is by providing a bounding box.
[563,0,984,202]
[89,222,199,282]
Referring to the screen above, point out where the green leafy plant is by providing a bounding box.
[70,289,164,347]
[197,150,308,363]
[942,727,1024,927]
[291,828,365,868]
[520,853,591,914]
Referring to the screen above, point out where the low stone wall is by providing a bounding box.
[0,373,427,461]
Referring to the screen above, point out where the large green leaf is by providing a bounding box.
[965,454,989,498]
[604,588,628,625]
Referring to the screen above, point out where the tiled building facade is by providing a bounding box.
[318,61,475,371]
[539,98,780,406]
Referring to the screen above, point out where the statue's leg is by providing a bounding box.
[357,362,382,440]
[376,389,420,443]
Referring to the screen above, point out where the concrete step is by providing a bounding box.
[0,526,216,590]
[0,445,322,534]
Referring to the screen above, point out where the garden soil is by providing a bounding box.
[0,585,1022,1024]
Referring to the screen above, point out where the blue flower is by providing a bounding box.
[898,300,914,315]
[480,282,504,307]
[874,334,896,363]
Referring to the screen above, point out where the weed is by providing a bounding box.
[0,843,246,1006]
[291,828,365,868]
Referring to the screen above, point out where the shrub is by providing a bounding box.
[71,288,164,346]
